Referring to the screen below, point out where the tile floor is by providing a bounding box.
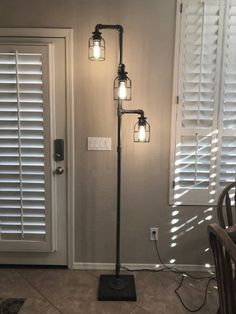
[0,267,218,314]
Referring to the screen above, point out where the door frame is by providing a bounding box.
[0,28,75,268]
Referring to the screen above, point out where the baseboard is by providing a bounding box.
[72,262,215,272]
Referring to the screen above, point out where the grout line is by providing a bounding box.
[130,304,151,314]
[14,269,63,314]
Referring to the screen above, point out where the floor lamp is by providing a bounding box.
[88,24,150,301]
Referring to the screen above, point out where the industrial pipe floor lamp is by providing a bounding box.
[88,24,150,301]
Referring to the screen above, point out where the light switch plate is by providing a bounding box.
[87,137,112,151]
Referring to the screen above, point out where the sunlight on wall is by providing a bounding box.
[169,131,222,267]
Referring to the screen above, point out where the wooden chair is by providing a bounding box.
[208,223,236,314]
[217,182,236,229]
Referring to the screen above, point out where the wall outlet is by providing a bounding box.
[150,227,159,241]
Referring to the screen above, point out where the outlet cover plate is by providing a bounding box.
[87,137,112,151]
[150,227,159,241]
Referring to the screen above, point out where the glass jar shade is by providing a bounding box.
[134,118,150,143]
[88,36,105,61]
[114,77,131,101]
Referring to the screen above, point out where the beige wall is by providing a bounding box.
[0,0,216,265]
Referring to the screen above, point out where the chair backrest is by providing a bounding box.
[217,182,236,229]
[208,223,236,314]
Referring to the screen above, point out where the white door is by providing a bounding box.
[0,33,70,265]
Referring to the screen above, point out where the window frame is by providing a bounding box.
[169,0,233,206]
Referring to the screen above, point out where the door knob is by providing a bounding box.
[55,166,64,175]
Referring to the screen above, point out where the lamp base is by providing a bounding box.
[98,274,137,301]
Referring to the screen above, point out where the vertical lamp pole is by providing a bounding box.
[89,24,150,301]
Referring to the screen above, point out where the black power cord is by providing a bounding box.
[122,230,216,312]
[152,232,216,312]
[174,274,215,312]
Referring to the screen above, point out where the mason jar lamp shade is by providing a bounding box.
[134,117,150,142]
[114,64,131,101]
[88,31,105,61]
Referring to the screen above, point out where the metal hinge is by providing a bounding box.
[176,95,179,104]
[180,3,183,13]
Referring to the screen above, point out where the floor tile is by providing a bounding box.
[19,298,59,314]
[18,269,137,313]
[18,269,98,302]
[0,269,41,299]
[131,305,152,313]
[55,298,137,314]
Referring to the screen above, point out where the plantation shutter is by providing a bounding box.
[170,0,225,205]
[217,0,236,188]
[0,44,53,251]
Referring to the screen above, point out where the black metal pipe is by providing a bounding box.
[119,29,123,65]
[115,104,145,278]
[95,24,124,64]
[95,24,123,33]
[116,100,123,278]
[121,109,145,117]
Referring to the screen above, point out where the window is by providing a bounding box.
[170,0,236,205]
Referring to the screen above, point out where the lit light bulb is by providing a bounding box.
[118,81,127,99]
[138,125,146,142]
[93,40,101,60]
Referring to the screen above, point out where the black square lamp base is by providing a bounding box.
[98,274,137,301]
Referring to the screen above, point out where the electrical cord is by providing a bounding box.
[174,274,215,312]
[121,265,165,272]
[152,235,216,312]
[153,236,216,280]
[122,231,216,312]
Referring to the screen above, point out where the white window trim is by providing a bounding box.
[169,0,183,205]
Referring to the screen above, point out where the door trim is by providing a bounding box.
[0,28,75,268]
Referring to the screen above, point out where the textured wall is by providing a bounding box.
[0,0,215,266]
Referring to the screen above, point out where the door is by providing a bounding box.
[0,33,69,265]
